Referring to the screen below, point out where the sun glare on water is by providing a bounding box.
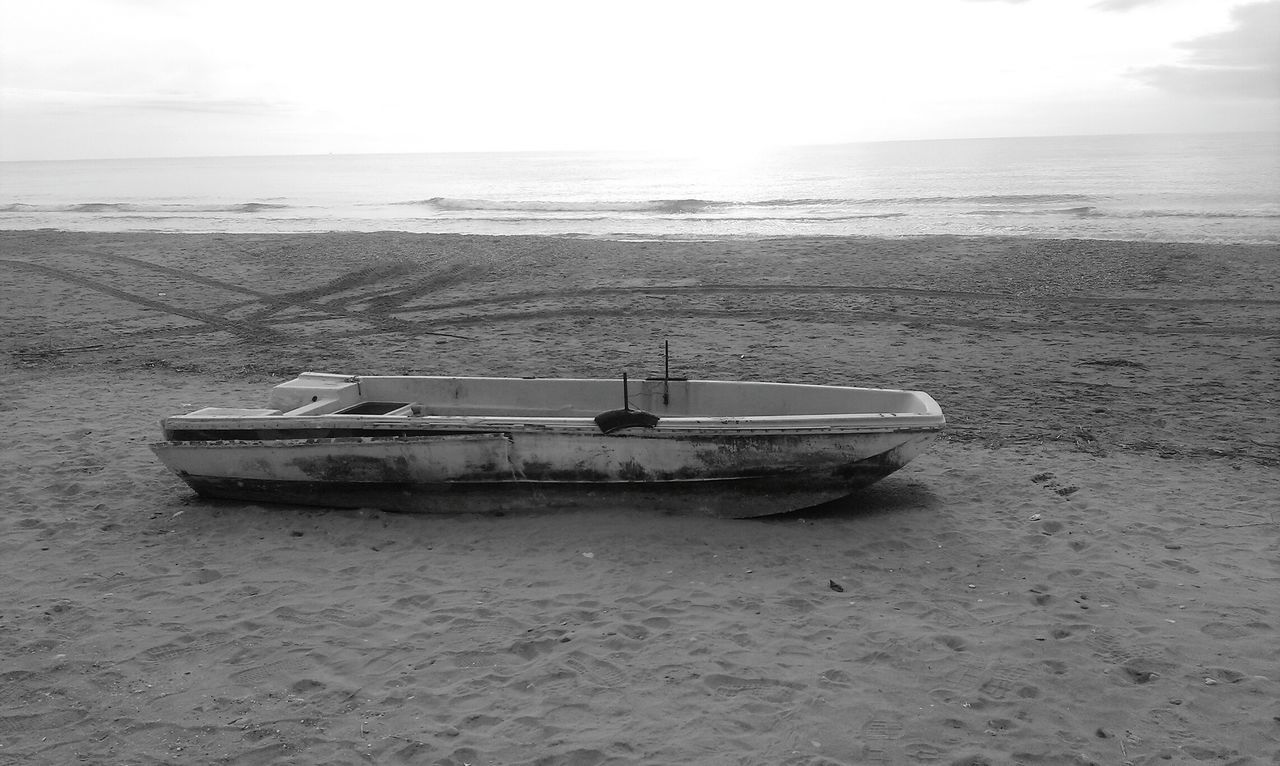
[639,138,784,191]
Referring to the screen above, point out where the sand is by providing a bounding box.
[1,230,1277,765]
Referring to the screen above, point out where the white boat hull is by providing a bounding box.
[151,373,945,517]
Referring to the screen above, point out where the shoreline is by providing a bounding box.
[2,229,1278,763]
[3,226,1278,248]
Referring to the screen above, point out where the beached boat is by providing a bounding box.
[151,372,945,517]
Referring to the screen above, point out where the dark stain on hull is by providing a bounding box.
[177,447,910,518]
[290,454,414,482]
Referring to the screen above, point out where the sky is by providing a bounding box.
[0,0,1277,161]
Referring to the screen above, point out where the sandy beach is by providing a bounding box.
[1,229,1277,765]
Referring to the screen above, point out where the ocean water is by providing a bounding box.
[1,133,1277,243]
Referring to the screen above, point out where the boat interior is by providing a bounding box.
[247,372,940,419]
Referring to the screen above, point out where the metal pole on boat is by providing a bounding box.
[663,340,670,406]
[622,371,630,411]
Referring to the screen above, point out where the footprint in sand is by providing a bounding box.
[1200,622,1247,641]
[229,656,314,687]
[943,661,987,690]
[563,652,628,688]
[859,715,905,739]
[702,674,803,700]
[138,633,228,663]
[1086,629,1133,664]
[902,742,945,761]
[1088,631,1174,684]
[1041,659,1069,675]
[1200,621,1265,639]
[1118,662,1162,684]
[614,623,650,641]
[181,567,222,585]
[1031,471,1080,497]
[1202,667,1249,684]
[977,665,1035,700]
[517,670,577,698]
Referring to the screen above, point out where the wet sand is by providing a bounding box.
[1,230,1277,764]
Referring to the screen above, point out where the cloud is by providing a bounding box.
[123,94,289,115]
[1133,1,1280,98]
[1092,0,1166,11]
[2,87,290,116]
[1136,65,1279,98]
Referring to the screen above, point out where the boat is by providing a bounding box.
[151,371,945,518]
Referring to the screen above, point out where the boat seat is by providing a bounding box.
[179,407,283,418]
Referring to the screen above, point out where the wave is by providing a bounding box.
[434,212,914,224]
[876,193,1097,205]
[964,206,1103,217]
[963,206,1280,220]
[408,197,727,214]
[0,202,290,214]
[405,194,1102,214]
[1133,209,1280,220]
[720,213,910,221]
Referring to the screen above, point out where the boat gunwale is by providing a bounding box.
[158,412,946,436]
[341,373,933,394]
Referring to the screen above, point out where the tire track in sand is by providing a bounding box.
[1,259,277,341]
[3,256,472,342]
[366,294,1279,338]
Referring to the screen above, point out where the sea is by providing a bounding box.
[1,132,1277,244]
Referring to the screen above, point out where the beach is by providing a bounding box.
[1,229,1277,764]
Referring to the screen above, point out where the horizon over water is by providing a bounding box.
[1,132,1277,244]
